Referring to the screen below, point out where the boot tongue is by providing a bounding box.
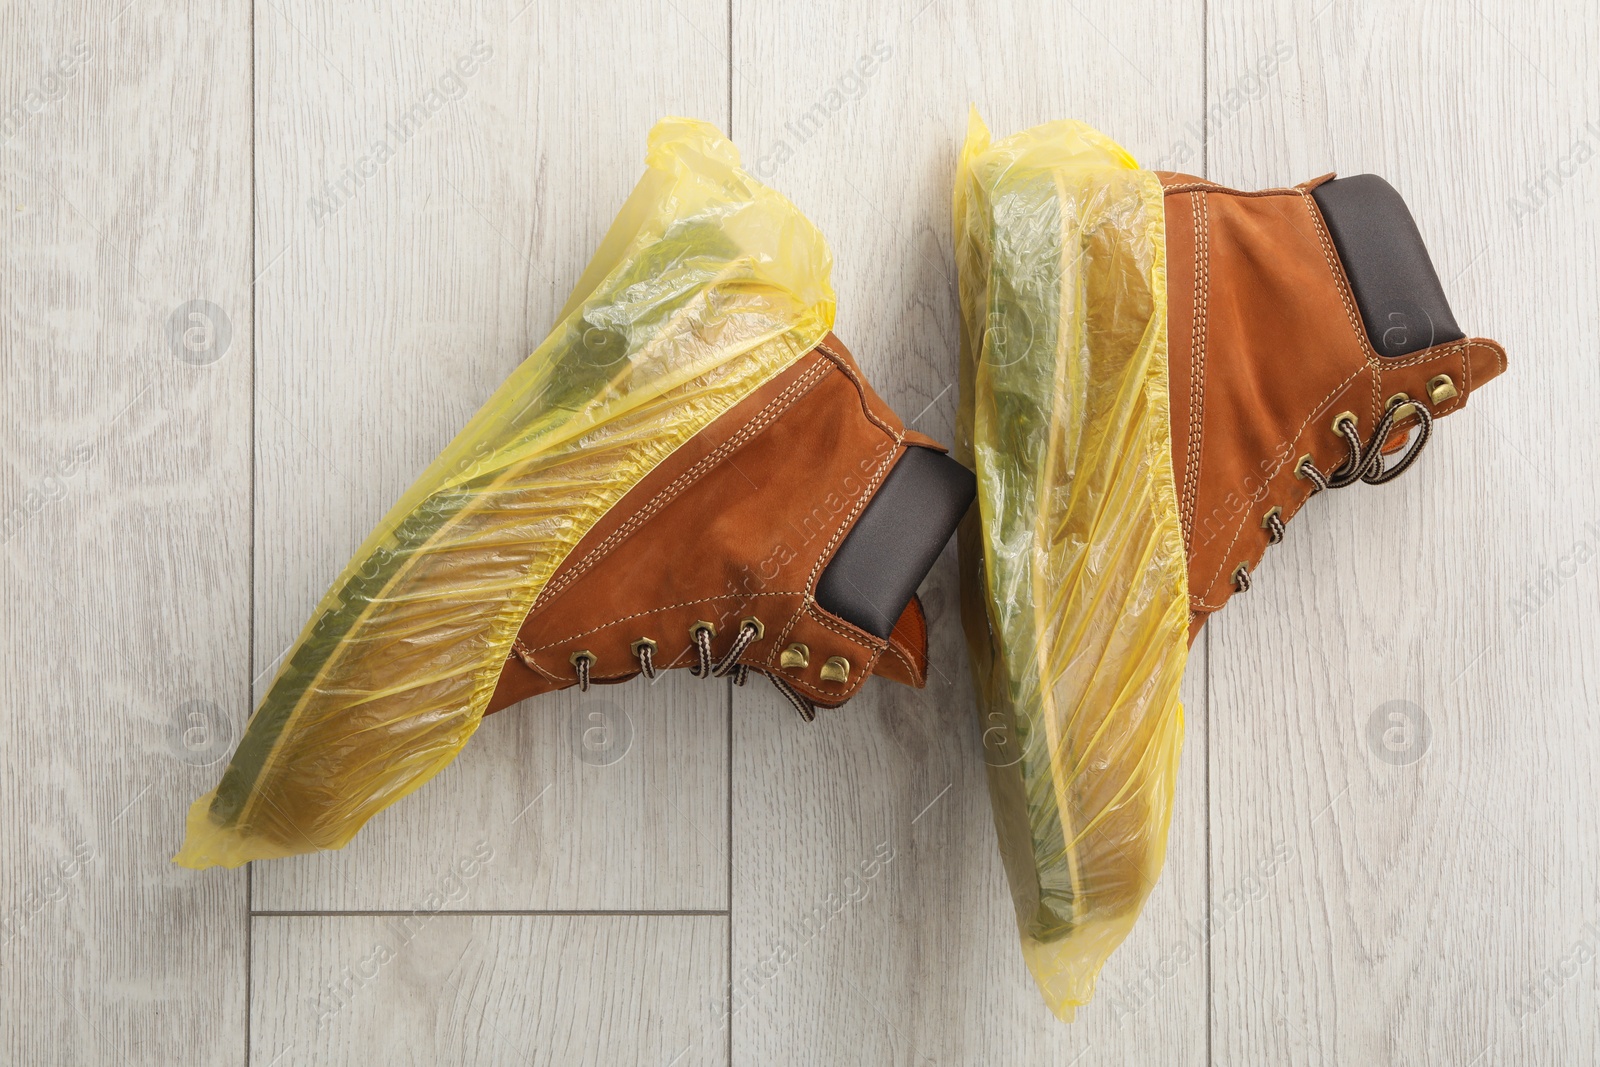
[814,446,975,640]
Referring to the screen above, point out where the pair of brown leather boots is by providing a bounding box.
[177,118,1503,884]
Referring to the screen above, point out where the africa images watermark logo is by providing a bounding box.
[1507,520,1600,628]
[751,40,894,178]
[1508,919,1600,1023]
[1508,117,1600,226]
[307,839,495,1029]
[308,41,493,226]
[0,40,93,147]
[0,441,97,546]
[1150,40,1295,172]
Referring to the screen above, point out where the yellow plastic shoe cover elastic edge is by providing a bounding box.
[953,109,1189,1020]
[175,117,835,869]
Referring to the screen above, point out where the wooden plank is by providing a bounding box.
[730,2,1209,1060]
[0,2,251,1063]
[250,0,733,911]
[1206,1,1600,1063]
[252,914,727,1065]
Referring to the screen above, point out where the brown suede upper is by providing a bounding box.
[485,333,938,714]
[1159,172,1507,639]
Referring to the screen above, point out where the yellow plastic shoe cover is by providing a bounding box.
[953,110,1189,1019]
[175,118,835,869]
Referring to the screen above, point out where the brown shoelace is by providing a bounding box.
[570,619,818,721]
[1234,396,1435,593]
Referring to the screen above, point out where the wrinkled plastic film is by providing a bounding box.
[953,111,1189,1019]
[176,117,835,869]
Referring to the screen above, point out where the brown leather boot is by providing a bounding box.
[487,331,974,719]
[1160,170,1508,638]
[953,114,1507,1020]
[176,117,974,870]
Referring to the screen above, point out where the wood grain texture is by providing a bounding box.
[0,2,251,1063]
[1206,2,1600,1064]
[729,1,1209,1062]
[251,914,727,1065]
[4,0,1594,1061]
[250,0,733,912]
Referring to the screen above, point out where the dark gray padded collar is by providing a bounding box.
[1311,174,1465,358]
[815,446,975,639]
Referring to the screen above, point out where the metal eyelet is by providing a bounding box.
[1427,373,1459,405]
[630,637,657,657]
[1386,392,1418,421]
[1294,453,1316,480]
[690,620,716,638]
[1330,410,1358,435]
[1260,506,1282,528]
[740,617,765,640]
[569,650,595,668]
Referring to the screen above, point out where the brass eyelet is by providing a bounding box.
[690,620,716,638]
[1294,453,1316,480]
[780,643,810,669]
[1330,410,1358,435]
[630,637,657,657]
[1427,373,1459,405]
[1260,506,1282,528]
[1386,392,1418,422]
[741,617,765,640]
[569,650,595,667]
[819,656,851,684]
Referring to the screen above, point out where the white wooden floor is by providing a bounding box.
[3,1,1593,1063]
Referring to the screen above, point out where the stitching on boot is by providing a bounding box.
[1191,362,1367,609]
[524,337,908,697]
[1299,189,1378,367]
[1162,182,1313,198]
[776,606,885,703]
[533,355,834,607]
[814,340,902,439]
[509,637,561,680]
[801,438,902,596]
[769,343,905,653]
[805,601,886,649]
[1182,190,1209,551]
[522,590,802,656]
[1190,192,1382,608]
[884,640,919,681]
[1190,340,1481,609]
[770,432,901,658]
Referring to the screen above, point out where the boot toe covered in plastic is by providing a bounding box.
[954,110,1191,1020]
[177,119,843,869]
